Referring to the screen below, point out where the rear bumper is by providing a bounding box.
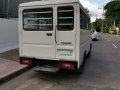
[20,57,78,71]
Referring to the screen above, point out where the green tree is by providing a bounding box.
[92,19,102,32]
[104,0,120,26]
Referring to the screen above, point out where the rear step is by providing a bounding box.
[34,66,59,72]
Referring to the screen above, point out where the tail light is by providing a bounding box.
[20,58,32,65]
[60,62,75,69]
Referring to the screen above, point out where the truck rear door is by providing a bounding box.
[55,4,76,61]
[21,6,56,59]
[21,4,76,60]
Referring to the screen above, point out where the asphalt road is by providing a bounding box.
[1,34,120,90]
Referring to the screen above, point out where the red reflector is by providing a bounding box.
[60,62,75,69]
[21,59,32,65]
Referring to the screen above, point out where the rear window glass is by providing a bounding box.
[23,8,53,31]
[57,6,74,31]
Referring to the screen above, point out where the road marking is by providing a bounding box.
[93,88,96,90]
[40,83,57,90]
[112,43,118,48]
[107,39,110,42]
[104,37,107,40]
[104,37,110,41]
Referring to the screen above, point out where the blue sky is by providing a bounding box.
[80,0,111,22]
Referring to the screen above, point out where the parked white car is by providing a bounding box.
[91,30,99,41]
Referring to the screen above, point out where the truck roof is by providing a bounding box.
[19,0,79,7]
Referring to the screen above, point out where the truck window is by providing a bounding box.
[57,6,74,31]
[23,8,53,31]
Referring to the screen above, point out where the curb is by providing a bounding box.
[0,65,32,84]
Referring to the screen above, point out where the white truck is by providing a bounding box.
[19,0,92,72]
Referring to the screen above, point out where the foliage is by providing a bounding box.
[102,28,109,33]
[104,0,120,25]
[92,0,120,34]
[109,26,117,34]
[92,19,102,32]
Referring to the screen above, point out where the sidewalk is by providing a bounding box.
[0,58,30,83]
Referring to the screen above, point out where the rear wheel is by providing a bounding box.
[76,53,86,74]
[87,44,92,58]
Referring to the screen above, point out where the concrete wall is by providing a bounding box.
[0,19,18,53]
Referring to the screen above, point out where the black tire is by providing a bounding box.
[87,44,92,58]
[76,53,86,74]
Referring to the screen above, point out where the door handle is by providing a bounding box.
[46,33,52,36]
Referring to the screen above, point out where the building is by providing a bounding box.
[0,0,40,18]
